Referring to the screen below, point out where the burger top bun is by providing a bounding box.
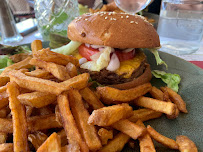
[68,12,160,49]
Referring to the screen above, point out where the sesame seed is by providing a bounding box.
[135,22,138,24]
[121,16,123,18]
[85,19,88,21]
[110,18,113,20]
[105,16,108,19]
[113,18,116,20]
[126,15,129,18]
[130,21,134,23]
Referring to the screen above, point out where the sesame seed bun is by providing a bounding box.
[68,12,160,49]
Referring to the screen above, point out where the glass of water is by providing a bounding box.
[34,0,79,41]
[157,0,203,55]
[0,0,23,44]
[114,0,152,14]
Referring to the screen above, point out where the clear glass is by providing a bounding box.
[114,0,152,14]
[0,0,23,44]
[157,0,203,55]
[34,0,79,41]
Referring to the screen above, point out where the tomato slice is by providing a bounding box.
[78,44,99,61]
[115,49,135,62]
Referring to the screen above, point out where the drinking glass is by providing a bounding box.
[34,0,79,41]
[157,0,203,55]
[114,0,152,14]
[0,0,23,44]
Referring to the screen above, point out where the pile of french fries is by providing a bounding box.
[0,40,198,152]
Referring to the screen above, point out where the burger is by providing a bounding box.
[67,12,160,89]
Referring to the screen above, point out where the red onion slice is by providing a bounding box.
[90,44,105,49]
[106,53,120,71]
[79,58,87,65]
[122,48,134,53]
[85,43,90,48]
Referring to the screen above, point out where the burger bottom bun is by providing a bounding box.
[110,64,152,90]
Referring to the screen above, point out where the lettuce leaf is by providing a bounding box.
[0,55,13,73]
[52,41,82,55]
[0,45,31,55]
[152,70,181,92]
[149,48,168,69]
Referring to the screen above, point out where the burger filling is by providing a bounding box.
[72,43,146,81]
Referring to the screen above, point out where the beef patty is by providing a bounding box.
[78,59,146,85]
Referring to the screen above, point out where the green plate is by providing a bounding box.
[26,42,203,151]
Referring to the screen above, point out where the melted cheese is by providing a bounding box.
[71,50,82,60]
[115,51,146,78]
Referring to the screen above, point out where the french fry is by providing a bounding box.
[134,96,176,116]
[69,89,102,151]
[9,70,63,95]
[0,86,7,93]
[0,91,9,110]
[0,133,7,144]
[24,69,51,78]
[66,62,77,78]
[25,106,33,117]
[28,114,62,132]
[80,87,104,110]
[97,83,152,104]
[166,104,180,119]
[0,56,33,77]
[128,108,162,123]
[0,143,13,152]
[162,87,171,102]
[150,87,179,119]
[9,70,89,95]
[18,92,57,108]
[0,108,7,144]
[0,108,8,118]
[98,132,130,152]
[37,132,61,152]
[98,128,113,145]
[161,87,188,113]
[147,125,179,149]
[62,144,80,152]
[7,82,29,152]
[88,103,133,126]
[33,48,79,66]
[0,114,62,133]
[0,77,10,87]
[31,40,43,54]
[38,107,53,115]
[137,120,155,152]
[176,135,198,152]
[57,93,89,152]
[61,73,89,91]
[57,130,67,146]
[55,105,63,126]
[28,131,48,150]
[150,86,166,101]
[0,118,12,133]
[30,58,70,81]
[61,145,68,152]
[112,119,146,140]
